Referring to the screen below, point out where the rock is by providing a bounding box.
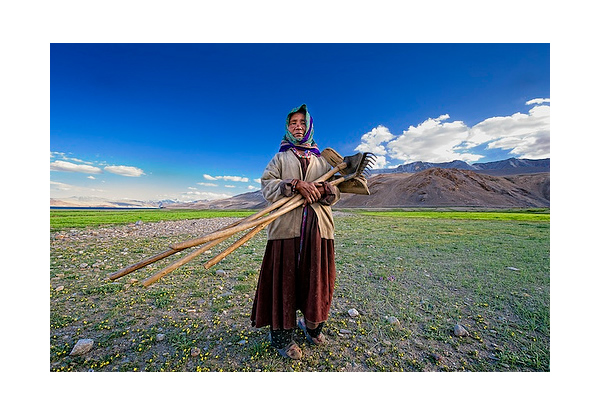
[135,220,144,226]
[348,308,359,317]
[79,263,88,269]
[156,333,166,341]
[69,339,94,356]
[506,266,520,271]
[216,269,226,277]
[191,347,201,357]
[238,340,247,345]
[339,329,352,334]
[388,316,401,327]
[453,324,469,337]
[55,285,64,292]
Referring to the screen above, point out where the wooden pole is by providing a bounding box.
[203,221,270,269]
[141,235,230,287]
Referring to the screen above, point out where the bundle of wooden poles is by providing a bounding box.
[107,148,375,288]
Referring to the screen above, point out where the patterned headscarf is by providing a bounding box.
[278,104,321,157]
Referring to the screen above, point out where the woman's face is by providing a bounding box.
[288,112,307,140]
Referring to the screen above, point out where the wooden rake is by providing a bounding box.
[108,150,375,287]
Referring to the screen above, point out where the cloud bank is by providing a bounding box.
[355,99,550,167]
[50,155,145,177]
[50,160,103,174]
[203,174,249,182]
[104,165,145,177]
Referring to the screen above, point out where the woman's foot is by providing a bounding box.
[276,342,303,360]
[298,318,326,345]
[269,329,303,360]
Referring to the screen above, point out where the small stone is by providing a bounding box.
[388,316,401,327]
[339,329,352,334]
[55,285,64,292]
[216,269,226,277]
[348,308,359,317]
[453,323,469,337]
[79,263,88,269]
[156,333,166,341]
[191,347,201,357]
[69,338,94,356]
[238,340,247,345]
[506,266,520,271]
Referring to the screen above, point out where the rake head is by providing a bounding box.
[338,174,370,195]
[342,152,376,180]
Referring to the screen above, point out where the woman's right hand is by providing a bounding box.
[294,180,322,205]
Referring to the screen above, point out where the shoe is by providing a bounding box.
[268,331,303,360]
[276,341,303,360]
[298,318,326,345]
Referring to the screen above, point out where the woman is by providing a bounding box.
[250,104,340,360]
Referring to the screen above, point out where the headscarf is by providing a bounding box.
[278,104,321,157]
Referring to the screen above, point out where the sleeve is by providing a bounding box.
[261,154,289,203]
[317,181,339,206]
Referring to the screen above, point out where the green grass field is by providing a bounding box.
[50,209,256,230]
[50,208,550,372]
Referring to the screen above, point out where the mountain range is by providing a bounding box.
[166,157,550,210]
[370,157,549,176]
[50,157,550,209]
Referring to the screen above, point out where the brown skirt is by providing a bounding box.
[250,206,335,330]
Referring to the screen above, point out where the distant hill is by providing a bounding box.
[165,191,266,210]
[336,168,549,208]
[50,196,181,208]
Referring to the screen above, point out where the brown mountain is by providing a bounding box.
[168,168,549,210]
[337,168,549,208]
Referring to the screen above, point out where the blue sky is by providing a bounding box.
[50,43,550,202]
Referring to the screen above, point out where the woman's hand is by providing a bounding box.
[294,180,323,205]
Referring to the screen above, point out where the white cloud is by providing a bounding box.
[526,98,550,105]
[50,180,74,191]
[222,175,249,182]
[355,125,395,156]
[50,160,102,174]
[385,115,478,163]
[197,182,218,187]
[203,174,249,182]
[50,181,106,196]
[104,165,145,177]
[87,176,95,180]
[467,104,550,158]
[51,154,146,177]
[354,99,550,165]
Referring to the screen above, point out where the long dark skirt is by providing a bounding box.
[250,207,335,331]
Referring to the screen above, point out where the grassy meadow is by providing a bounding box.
[50,208,550,372]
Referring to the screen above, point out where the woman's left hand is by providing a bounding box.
[295,180,323,205]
